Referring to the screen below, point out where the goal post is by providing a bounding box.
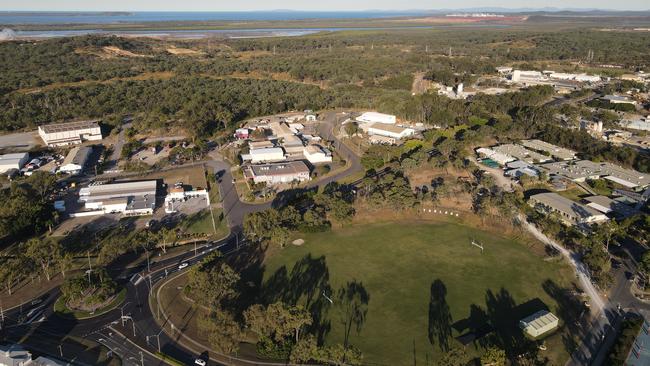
[470,238,484,253]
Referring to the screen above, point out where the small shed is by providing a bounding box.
[519,310,559,338]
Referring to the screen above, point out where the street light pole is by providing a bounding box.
[58,344,63,358]
[120,302,131,327]
[140,351,144,366]
[87,251,92,285]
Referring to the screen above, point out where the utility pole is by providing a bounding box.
[140,351,144,366]
[87,251,92,285]
[147,334,162,353]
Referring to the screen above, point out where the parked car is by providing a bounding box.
[194,359,207,366]
[178,262,189,270]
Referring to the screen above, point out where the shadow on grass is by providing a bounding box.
[236,250,334,344]
[428,279,453,352]
[452,288,548,360]
[336,280,370,349]
[542,279,588,355]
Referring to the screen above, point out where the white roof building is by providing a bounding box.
[59,146,93,175]
[496,66,513,74]
[603,95,636,105]
[38,120,102,147]
[538,160,649,189]
[0,344,32,366]
[520,139,577,161]
[619,116,650,131]
[493,144,553,164]
[574,74,601,83]
[519,310,559,338]
[303,145,332,164]
[269,122,294,138]
[584,195,638,217]
[0,152,29,174]
[511,70,543,83]
[476,147,516,166]
[366,123,414,140]
[243,161,311,185]
[241,147,286,164]
[79,180,157,216]
[357,112,397,125]
[529,192,609,226]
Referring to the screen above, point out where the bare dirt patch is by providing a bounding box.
[103,46,149,58]
[407,166,471,187]
[16,71,174,94]
[411,71,433,95]
[139,165,208,190]
[166,46,204,56]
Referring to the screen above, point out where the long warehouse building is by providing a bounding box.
[38,120,103,147]
[79,180,158,216]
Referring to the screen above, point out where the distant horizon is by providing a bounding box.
[2,7,650,13]
[1,0,649,13]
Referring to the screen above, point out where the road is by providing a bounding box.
[206,110,362,232]
[469,152,648,366]
[1,239,233,365]
[105,121,131,172]
[544,91,599,108]
[1,111,364,365]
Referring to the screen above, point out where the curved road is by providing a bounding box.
[0,110,363,366]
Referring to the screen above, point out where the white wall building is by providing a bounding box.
[0,344,32,366]
[366,123,415,140]
[303,145,332,164]
[521,139,577,161]
[496,66,513,74]
[511,70,543,83]
[243,161,311,185]
[78,180,157,216]
[603,95,637,105]
[38,120,102,147]
[0,152,29,173]
[59,146,93,175]
[529,192,609,226]
[241,147,286,164]
[357,112,397,125]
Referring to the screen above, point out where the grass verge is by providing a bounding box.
[53,288,127,320]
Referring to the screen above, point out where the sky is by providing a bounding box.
[1,0,649,11]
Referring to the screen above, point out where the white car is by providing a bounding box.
[194,358,207,366]
[178,262,189,270]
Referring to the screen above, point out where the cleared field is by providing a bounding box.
[259,221,578,365]
[140,165,208,190]
[182,207,229,239]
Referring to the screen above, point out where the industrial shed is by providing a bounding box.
[0,152,29,173]
[59,146,93,175]
[38,120,103,147]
